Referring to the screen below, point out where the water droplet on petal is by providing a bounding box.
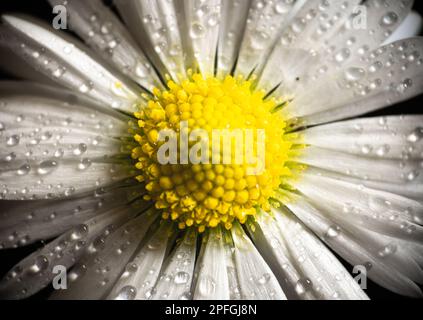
[29,255,49,274]
[378,243,397,258]
[77,158,92,171]
[407,127,423,143]
[190,22,205,39]
[17,164,31,176]
[380,12,398,27]
[344,67,366,81]
[295,278,313,295]
[198,276,216,296]
[174,271,190,285]
[325,225,341,238]
[73,143,88,156]
[257,273,271,285]
[115,286,137,300]
[6,135,20,146]
[37,160,58,175]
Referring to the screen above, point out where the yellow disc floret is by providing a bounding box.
[131,72,295,232]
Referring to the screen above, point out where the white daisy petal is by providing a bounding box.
[224,237,242,300]
[231,223,287,300]
[249,210,368,300]
[287,172,423,242]
[47,0,162,91]
[283,37,423,126]
[286,195,423,297]
[0,91,137,200]
[296,116,423,160]
[151,229,197,300]
[300,166,423,202]
[235,0,303,77]
[114,0,186,80]
[51,210,157,300]
[107,221,174,300]
[0,15,141,113]
[0,47,58,86]
[0,204,139,299]
[385,11,423,45]
[0,156,134,200]
[0,184,145,248]
[193,227,230,300]
[174,0,221,76]
[297,146,422,186]
[257,0,361,92]
[216,0,251,77]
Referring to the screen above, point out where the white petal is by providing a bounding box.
[1,15,142,113]
[231,223,287,300]
[174,0,221,76]
[258,0,361,92]
[0,204,139,299]
[282,37,423,126]
[114,0,187,80]
[0,92,137,200]
[236,0,304,77]
[288,172,423,242]
[249,211,368,300]
[286,195,423,297]
[0,184,146,248]
[297,116,423,160]
[216,0,251,77]
[296,146,422,187]
[51,210,157,300]
[151,229,197,300]
[107,221,173,300]
[385,11,423,45]
[0,47,58,86]
[193,227,230,300]
[300,166,423,202]
[48,0,162,90]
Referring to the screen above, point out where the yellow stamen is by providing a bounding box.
[132,73,298,232]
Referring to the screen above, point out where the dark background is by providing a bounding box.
[0,0,422,300]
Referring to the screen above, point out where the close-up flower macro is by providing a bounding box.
[0,0,423,303]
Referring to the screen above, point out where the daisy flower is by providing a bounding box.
[0,0,422,300]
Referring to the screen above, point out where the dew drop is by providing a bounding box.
[257,273,271,285]
[378,243,397,257]
[37,160,58,175]
[344,67,366,81]
[5,152,16,162]
[73,143,88,156]
[77,158,92,171]
[295,278,313,295]
[380,12,398,27]
[198,276,216,296]
[79,83,92,93]
[29,255,49,274]
[190,22,205,39]
[325,225,341,238]
[335,48,350,63]
[407,127,423,143]
[54,148,65,158]
[71,224,89,240]
[17,164,31,176]
[376,145,390,157]
[174,271,190,285]
[114,285,137,300]
[6,135,20,147]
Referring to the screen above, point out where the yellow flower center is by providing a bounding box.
[131,73,295,232]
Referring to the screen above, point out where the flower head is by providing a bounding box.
[0,0,422,300]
